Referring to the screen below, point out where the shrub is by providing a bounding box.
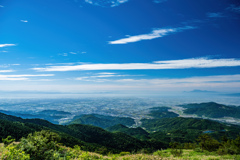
[17,130,61,160]
[169,142,183,157]
[2,136,15,147]
[1,144,30,160]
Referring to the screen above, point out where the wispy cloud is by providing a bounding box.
[85,0,128,7]
[227,5,240,13]
[207,12,225,18]
[116,74,240,85]
[0,64,20,68]
[20,20,28,23]
[59,53,68,56]
[0,70,14,73]
[75,72,133,81]
[0,74,54,81]
[58,51,82,56]
[153,0,167,4]
[0,44,16,48]
[109,26,195,44]
[110,74,240,92]
[32,58,240,72]
[0,5,4,7]
[98,72,116,75]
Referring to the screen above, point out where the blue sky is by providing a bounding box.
[0,0,240,95]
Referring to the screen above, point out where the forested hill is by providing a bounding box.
[106,124,149,140]
[147,107,178,119]
[68,114,135,128]
[141,117,240,142]
[181,102,240,118]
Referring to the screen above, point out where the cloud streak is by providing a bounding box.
[0,70,15,73]
[33,58,240,72]
[20,20,28,23]
[207,12,225,18]
[0,74,54,81]
[227,5,240,13]
[116,74,240,84]
[0,44,16,48]
[153,0,168,4]
[109,26,195,44]
[85,0,128,7]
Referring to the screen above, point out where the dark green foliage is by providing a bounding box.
[149,131,171,143]
[197,134,220,152]
[69,114,135,129]
[182,102,240,118]
[0,119,43,141]
[67,124,146,152]
[217,136,240,155]
[106,124,149,140]
[148,107,178,119]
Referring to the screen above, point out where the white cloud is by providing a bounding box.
[75,72,131,81]
[0,70,14,73]
[109,26,195,44]
[207,12,225,18]
[0,5,4,7]
[59,53,68,56]
[85,0,128,7]
[59,51,81,56]
[20,20,28,23]
[32,58,240,72]
[98,72,116,75]
[0,74,54,81]
[0,44,16,48]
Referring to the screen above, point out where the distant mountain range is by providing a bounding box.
[185,89,217,93]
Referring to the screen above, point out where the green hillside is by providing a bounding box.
[181,102,240,118]
[69,114,135,128]
[106,124,149,140]
[148,107,178,119]
[141,117,240,142]
[0,109,72,124]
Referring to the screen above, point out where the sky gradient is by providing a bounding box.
[0,0,240,96]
